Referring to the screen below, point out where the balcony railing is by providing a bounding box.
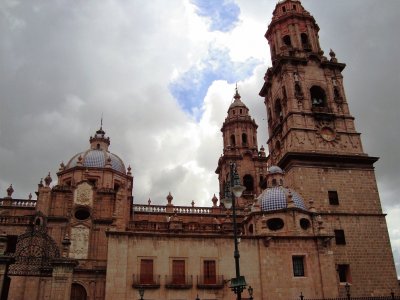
[165,275,193,289]
[197,275,224,289]
[132,274,161,289]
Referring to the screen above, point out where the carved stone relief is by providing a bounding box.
[74,182,93,207]
[70,225,89,259]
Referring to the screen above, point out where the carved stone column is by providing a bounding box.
[50,258,78,300]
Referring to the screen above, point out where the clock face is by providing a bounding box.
[320,127,336,141]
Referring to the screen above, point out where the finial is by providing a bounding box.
[166,192,173,205]
[191,200,195,207]
[38,178,44,188]
[148,198,151,205]
[329,49,338,62]
[28,193,32,200]
[44,172,52,187]
[59,161,65,171]
[212,194,218,207]
[234,84,241,100]
[127,165,132,175]
[100,113,103,130]
[6,184,14,198]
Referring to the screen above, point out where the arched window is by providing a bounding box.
[272,179,277,187]
[334,87,341,100]
[230,135,236,147]
[242,133,248,146]
[275,99,283,121]
[71,283,87,300]
[283,35,292,47]
[310,86,327,107]
[243,175,254,192]
[301,33,310,50]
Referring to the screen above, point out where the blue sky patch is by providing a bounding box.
[191,0,240,32]
[170,47,260,120]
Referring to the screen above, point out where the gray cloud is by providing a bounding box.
[0,0,399,276]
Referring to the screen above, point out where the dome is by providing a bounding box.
[66,150,126,173]
[268,165,284,174]
[229,87,248,110]
[258,186,307,212]
[64,126,126,174]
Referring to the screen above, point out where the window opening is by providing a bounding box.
[292,256,305,277]
[338,264,351,283]
[282,6,286,12]
[71,283,87,300]
[242,133,248,146]
[230,135,236,147]
[203,260,216,284]
[293,4,297,10]
[334,87,341,100]
[300,218,311,230]
[334,230,346,245]
[74,208,91,221]
[240,109,243,114]
[283,35,292,47]
[275,99,283,121]
[310,86,327,107]
[140,259,154,284]
[328,191,339,205]
[248,224,254,234]
[243,175,254,192]
[301,33,310,50]
[267,218,284,231]
[172,260,185,284]
[272,179,277,187]
[6,235,18,254]
[276,141,281,152]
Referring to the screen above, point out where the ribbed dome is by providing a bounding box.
[66,150,125,173]
[65,126,126,174]
[258,186,307,211]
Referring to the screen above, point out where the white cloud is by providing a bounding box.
[0,0,398,279]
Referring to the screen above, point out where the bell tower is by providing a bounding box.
[216,87,268,206]
[259,1,399,295]
[260,0,365,167]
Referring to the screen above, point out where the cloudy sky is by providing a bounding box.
[0,0,399,277]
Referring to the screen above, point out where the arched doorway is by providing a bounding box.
[71,283,87,300]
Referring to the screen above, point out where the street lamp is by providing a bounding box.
[345,282,350,300]
[248,286,254,300]
[221,162,246,300]
[138,287,144,300]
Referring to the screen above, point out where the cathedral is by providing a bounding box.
[0,0,399,299]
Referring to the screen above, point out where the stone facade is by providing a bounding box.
[0,1,399,299]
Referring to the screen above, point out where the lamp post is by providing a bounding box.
[248,286,254,300]
[138,287,144,300]
[221,162,246,300]
[345,282,350,300]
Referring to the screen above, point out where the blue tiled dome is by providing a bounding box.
[269,166,284,174]
[259,186,307,211]
[66,149,125,173]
